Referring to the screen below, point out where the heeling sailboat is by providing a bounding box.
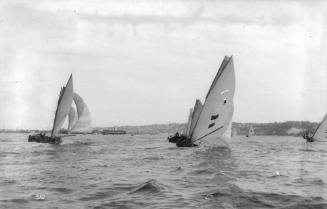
[168,99,203,144]
[246,125,255,137]
[173,56,235,147]
[28,74,74,144]
[69,92,92,134]
[303,114,327,142]
[189,56,235,146]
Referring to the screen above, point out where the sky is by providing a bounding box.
[0,0,326,129]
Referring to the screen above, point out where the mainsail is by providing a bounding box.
[185,108,194,138]
[313,114,327,141]
[70,92,92,133]
[51,74,74,137]
[223,121,232,138]
[68,106,78,131]
[191,56,235,143]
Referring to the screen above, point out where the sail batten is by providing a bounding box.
[191,56,235,143]
[51,74,74,137]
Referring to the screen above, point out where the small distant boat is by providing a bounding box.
[303,114,327,142]
[246,125,255,137]
[28,74,74,144]
[101,129,127,135]
[168,56,235,147]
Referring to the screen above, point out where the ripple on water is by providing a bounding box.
[204,184,327,209]
[129,179,164,194]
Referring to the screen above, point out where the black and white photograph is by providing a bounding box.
[0,0,326,208]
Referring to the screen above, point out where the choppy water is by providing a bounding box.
[0,133,327,209]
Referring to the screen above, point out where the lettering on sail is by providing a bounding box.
[208,114,219,129]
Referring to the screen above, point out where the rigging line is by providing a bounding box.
[193,126,224,142]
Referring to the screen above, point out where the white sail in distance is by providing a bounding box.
[313,114,327,142]
[186,108,193,138]
[191,56,235,143]
[68,106,78,131]
[51,74,74,137]
[70,92,92,133]
[247,126,255,137]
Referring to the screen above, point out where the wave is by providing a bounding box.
[170,166,183,173]
[1,198,29,203]
[204,184,327,209]
[293,177,325,186]
[129,179,163,194]
[79,179,165,201]
[0,179,16,186]
[188,169,216,176]
[49,187,73,194]
[143,156,163,161]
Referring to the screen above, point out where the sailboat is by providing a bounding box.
[28,74,74,144]
[303,114,327,142]
[169,55,235,147]
[246,125,255,137]
[67,93,92,134]
[168,99,203,144]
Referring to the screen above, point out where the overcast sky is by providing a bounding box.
[0,0,326,129]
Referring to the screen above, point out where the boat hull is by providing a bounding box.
[28,134,62,144]
[167,134,198,147]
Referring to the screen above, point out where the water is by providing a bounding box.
[1,133,327,209]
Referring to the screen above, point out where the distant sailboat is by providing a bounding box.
[28,74,74,144]
[68,93,92,134]
[169,56,235,147]
[303,114,327,142]
[246,125,255,137]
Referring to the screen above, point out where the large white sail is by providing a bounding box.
[186,108,193,137]
[313,114,327,141]
[68,106,78,131]
[51,74,74,136]
[70,92,92,133]
[191,56,235,143]
[189,99,203,137]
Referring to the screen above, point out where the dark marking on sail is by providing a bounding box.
[211,114,219,120]
[208,123,215,128]
[223,99,227,104]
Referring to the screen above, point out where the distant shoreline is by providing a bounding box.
[0,121,318,136]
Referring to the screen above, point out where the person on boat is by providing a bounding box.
[168,132,180,143]
[303,130,314,143]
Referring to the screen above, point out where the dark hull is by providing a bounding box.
[302,135,314,143]
[168,134,198,147]
[28,134,62,144]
